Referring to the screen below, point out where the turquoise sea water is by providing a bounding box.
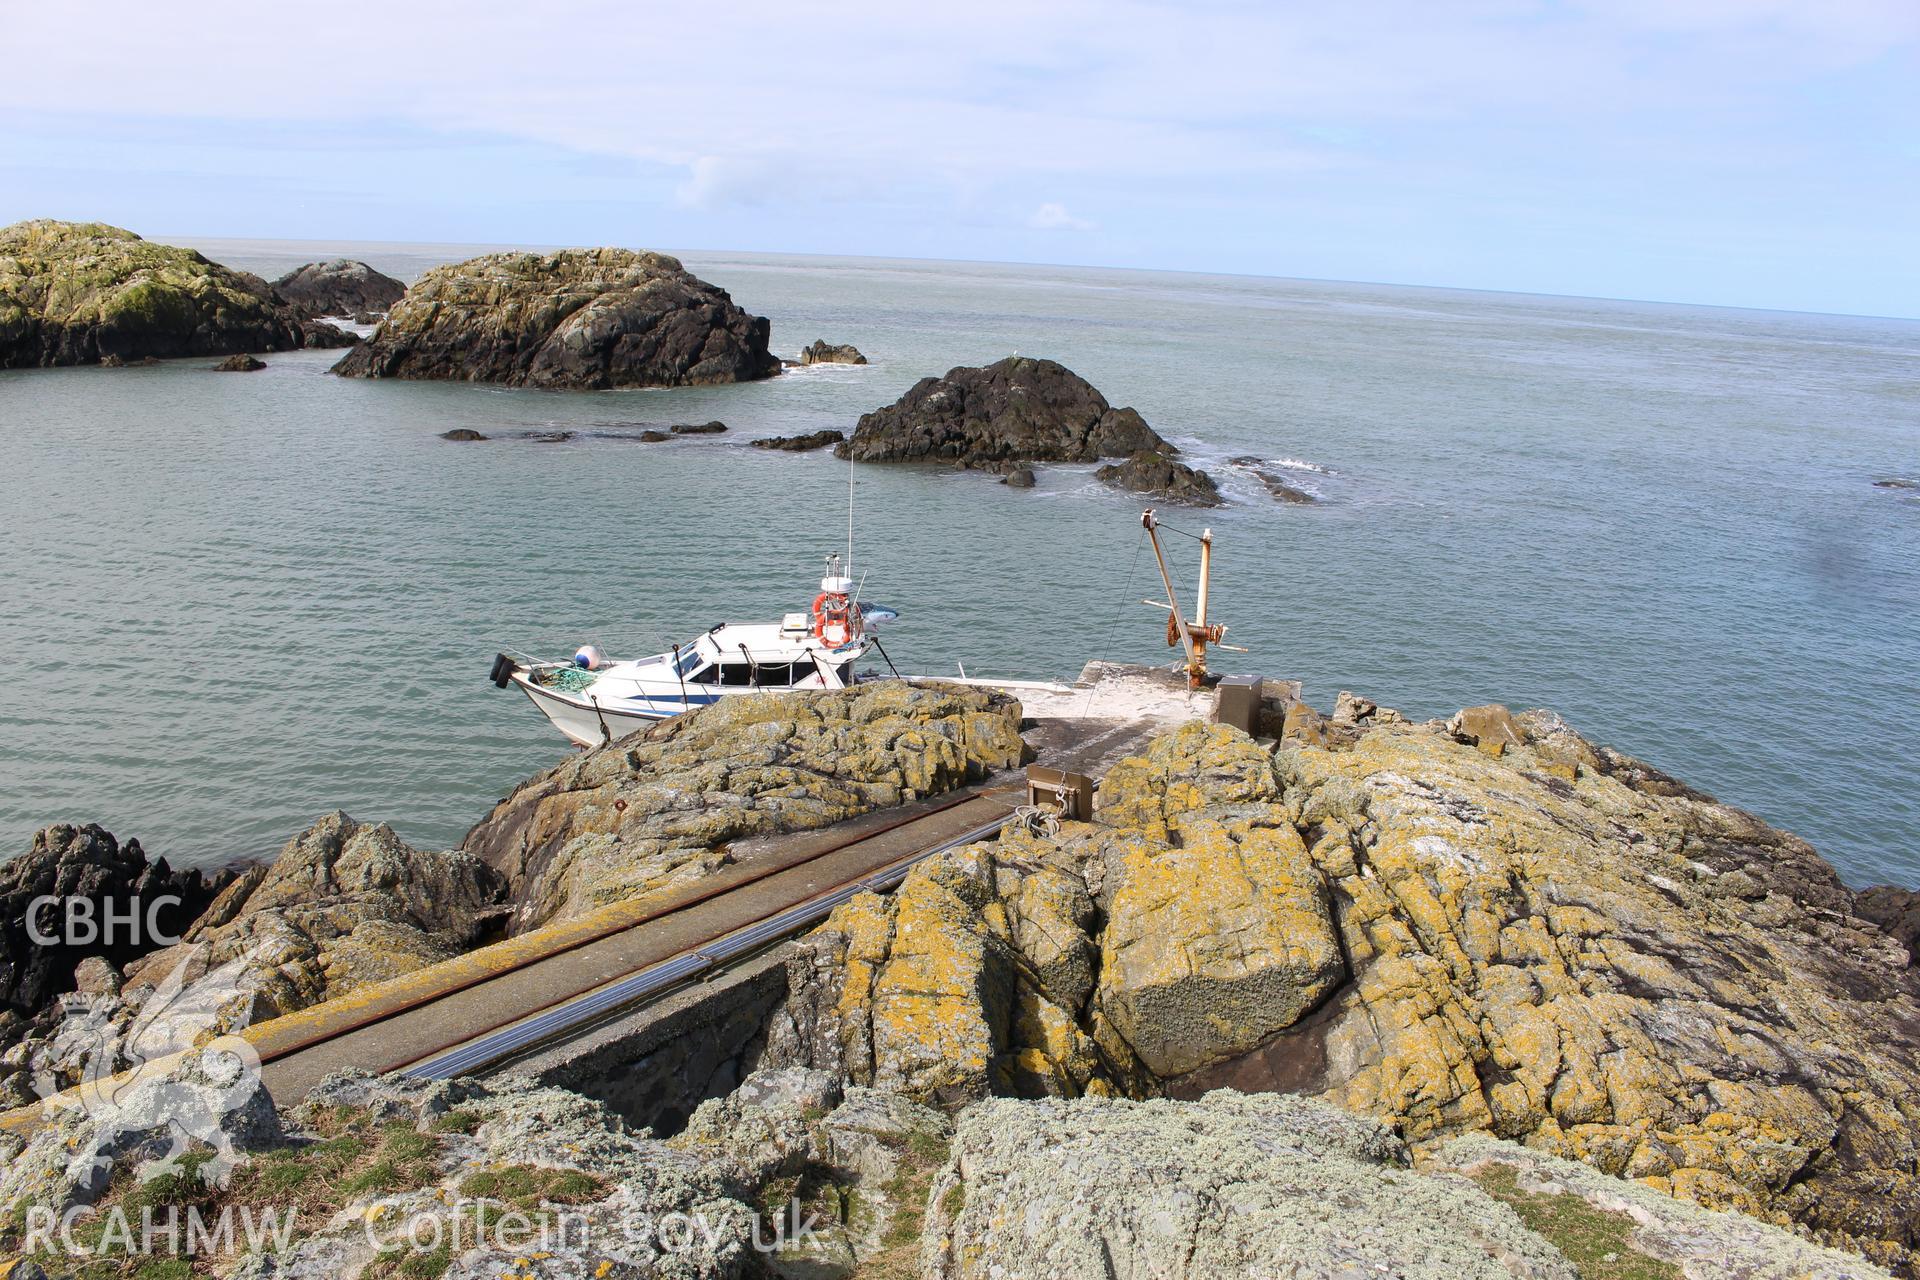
[2,243,1915,885]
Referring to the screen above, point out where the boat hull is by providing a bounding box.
[513,676,676,747]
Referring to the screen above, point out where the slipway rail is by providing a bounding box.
[1,663,1206,1138]
[403,801,1017,1079]
[0,785,1021,1133]
[256,786,1021,1102]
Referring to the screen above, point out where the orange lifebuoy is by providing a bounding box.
[813,592,855,645]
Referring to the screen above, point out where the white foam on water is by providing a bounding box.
[1269,456,1334,474]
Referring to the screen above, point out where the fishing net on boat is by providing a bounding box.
[535,666,601,693]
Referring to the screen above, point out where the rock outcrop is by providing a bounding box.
[774,708,1920,1272]
[0,1061,956,1280]
[1094,448,1222,506]
[929,1090,1568,1280]
[2,1054,1881,1280]
[1856,885,1920,963]
[0,824,227,1022]
[463,683,1026,934]
[210,353,265,372]
[1436,1135,1895,1280]
[801,338,867,365]
[927,1090,1889,1280]
[837,356,1168,468]
[122,811,506,1026]
[752,428,845,452]
[0,220,356,367]
[269,259,405,318]
[330,247,781,389]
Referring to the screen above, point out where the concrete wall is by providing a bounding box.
[495,945,793,1136]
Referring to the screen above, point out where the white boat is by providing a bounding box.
[490,555,900,746]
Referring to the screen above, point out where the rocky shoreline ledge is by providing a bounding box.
[1,682,1916,1277]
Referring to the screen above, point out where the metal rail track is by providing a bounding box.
[0,787,1021,1137]
[248,787,991,1072]
[402,806,1017,1079]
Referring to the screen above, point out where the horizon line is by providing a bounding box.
[155,228,1920,327]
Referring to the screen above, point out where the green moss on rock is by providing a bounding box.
[0,218,352,366]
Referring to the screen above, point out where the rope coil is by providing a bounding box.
[1011,803,1063,840]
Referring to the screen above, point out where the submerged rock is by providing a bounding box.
[210,353,265,372]
[438,427,487,441]
[269,258,405,318]
[670,419,728,434]
[1873,477,1917,490]
[1001,465,1037,488]
[837,356,1168,467]
[462,682,1025,933]
[752,428,845,452]
[0,220,354,367]
[1228,454,1317,503]
[1094,448,1222,506]
[330,247,781,389]
[800,338,867,365]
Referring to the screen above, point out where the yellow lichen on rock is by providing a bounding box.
[772,700,1920,1273]
[1270,711,1920,1272]
[464,682,1025,932]
[1098,814,1344,1076]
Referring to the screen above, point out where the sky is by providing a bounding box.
[2,0,1916,316]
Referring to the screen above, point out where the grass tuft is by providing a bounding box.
[1471,1164,1683,1280]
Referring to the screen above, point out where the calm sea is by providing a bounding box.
[2,243,1915,885]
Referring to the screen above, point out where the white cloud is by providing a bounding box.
[0,0,1912,255]
[1,0,1914,222]
[1028,202,1095,232]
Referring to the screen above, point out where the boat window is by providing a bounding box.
[674,648,704,676]
[750,658,817,687]
[686,656,819,687]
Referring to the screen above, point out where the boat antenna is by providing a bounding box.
[847,441,856,578]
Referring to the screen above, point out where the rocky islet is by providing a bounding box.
[5,222,1286,511]
[801,338,867,365]
[0,220,355,367]
[331,248,781,389]
[269,259,406,319]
